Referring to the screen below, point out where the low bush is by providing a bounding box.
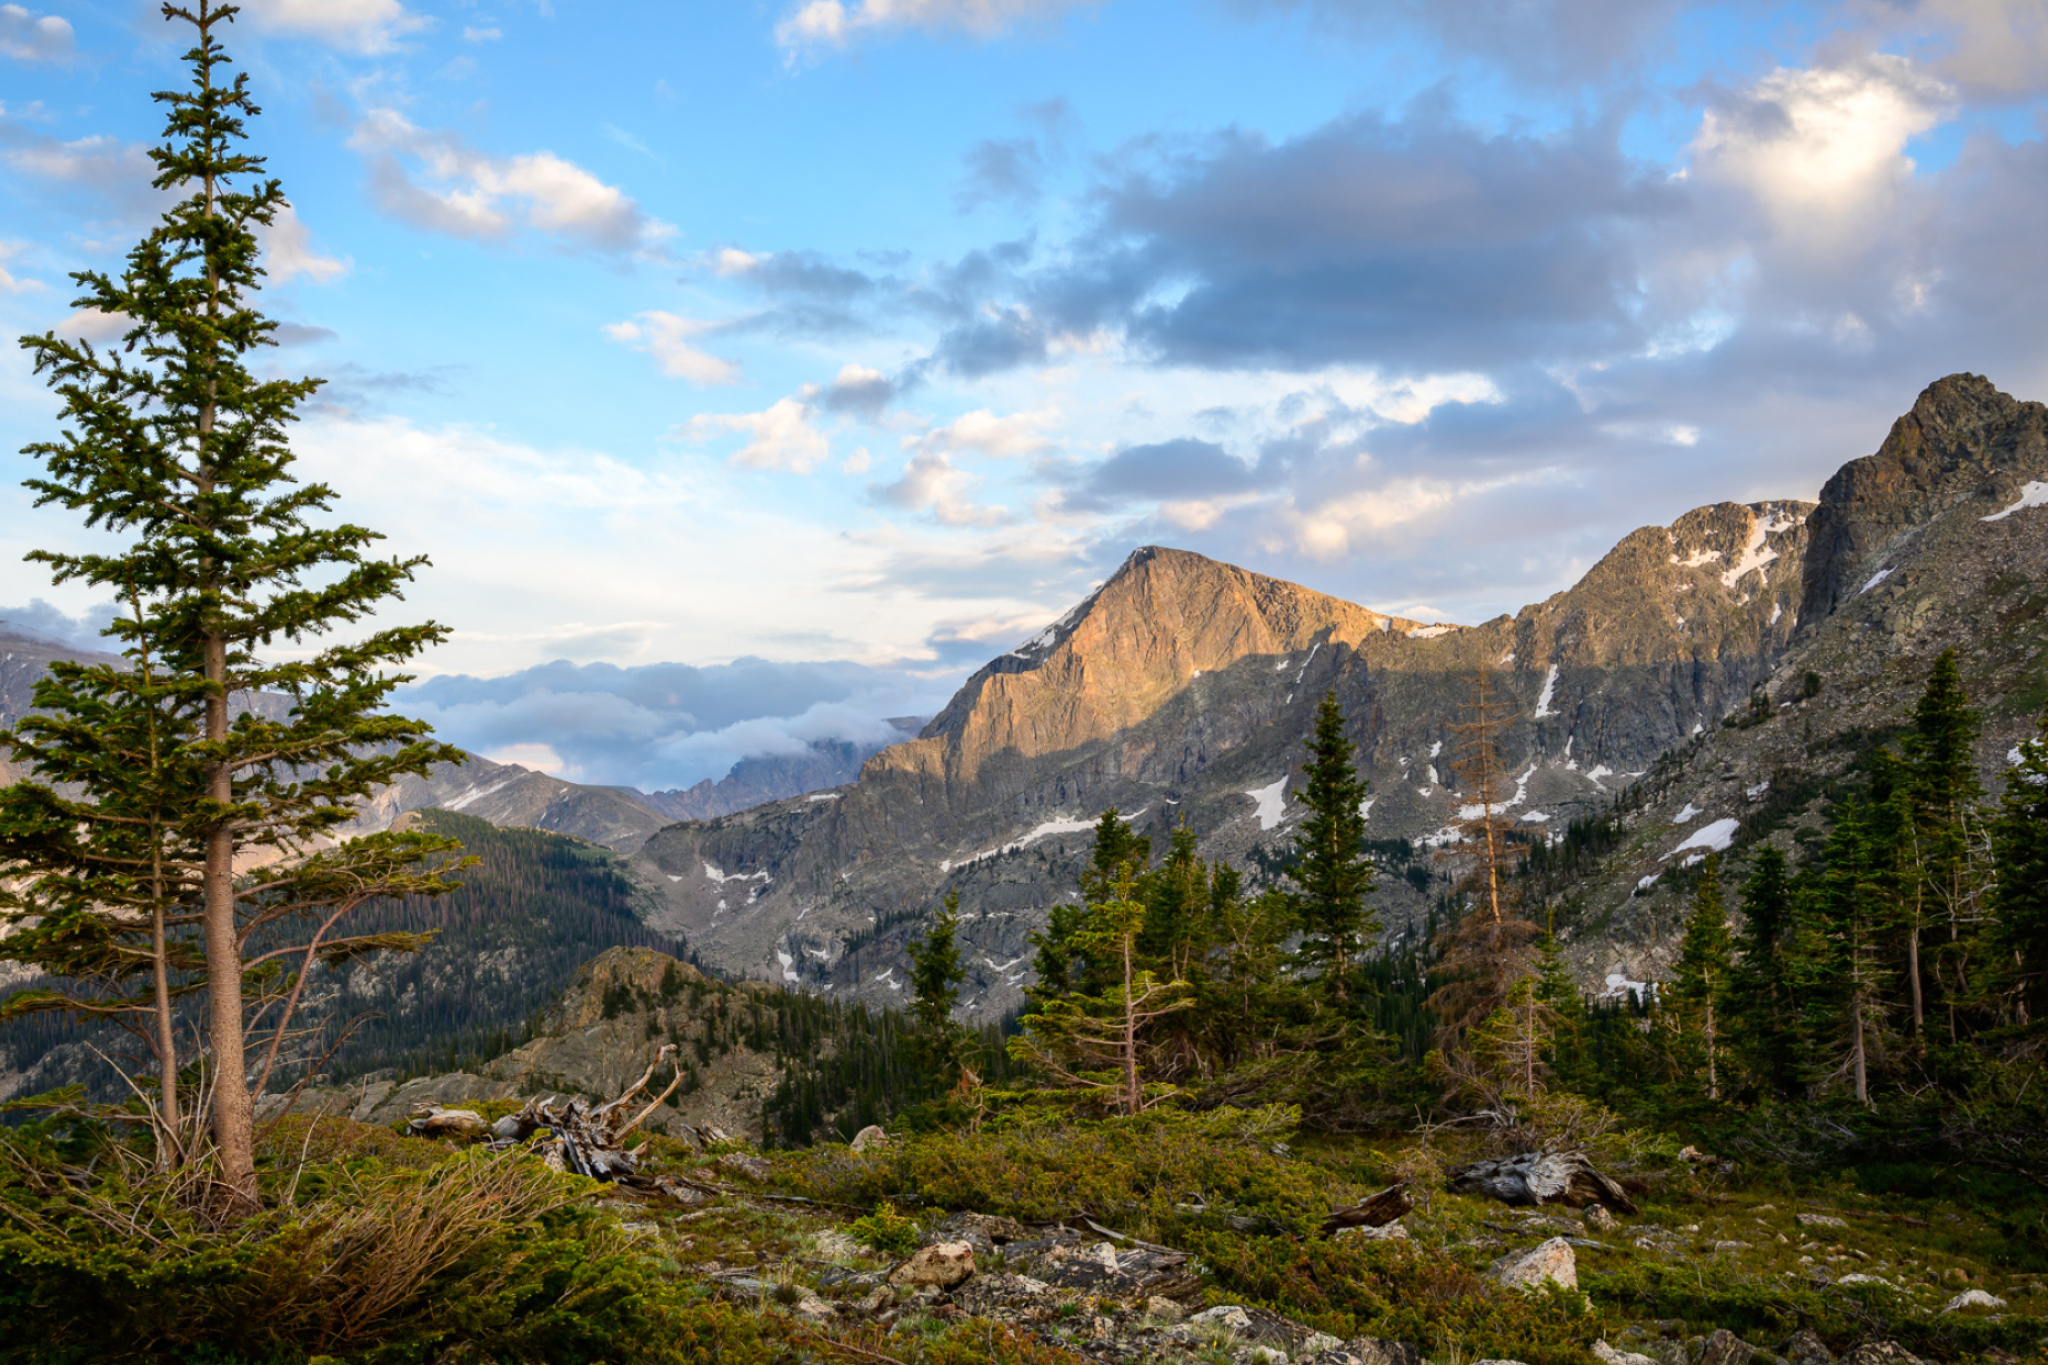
[0,1125,794,1364]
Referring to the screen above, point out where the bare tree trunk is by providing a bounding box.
[1705,995,1718,1102]
[1851,993,1868,1108]
[1121,925,1139,1117]
[1907,920,1923,1036]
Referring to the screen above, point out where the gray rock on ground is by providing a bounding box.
[850,1124,889,1151]
[1493,1237,1578,1291]
[1940,1289,2006,1312]
[1840,1345,1923,1365]
[889,1240,976,1289]
[1595,1341,1660,1365]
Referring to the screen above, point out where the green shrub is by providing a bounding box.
[849,1201,921,1257]
[0,1132,790,1364]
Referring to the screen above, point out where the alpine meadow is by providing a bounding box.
[3,4,2048,1365]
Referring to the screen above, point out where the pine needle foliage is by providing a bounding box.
[3,0,464,1206]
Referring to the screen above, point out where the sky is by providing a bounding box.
[2,0,2046,790]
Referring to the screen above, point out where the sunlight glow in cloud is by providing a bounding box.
[350,109,671,254]
[604,311,741,386]
[683,398,832,472]
[776,0,1092,54]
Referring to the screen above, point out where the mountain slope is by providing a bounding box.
[1547,373,2048,989]
[631,461,1824,1015]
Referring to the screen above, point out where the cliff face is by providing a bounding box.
[1798,374,2048,629]
[632,485,1817,1016]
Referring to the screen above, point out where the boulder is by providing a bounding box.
[1493,1237,1578,1292]
[1697,1329,1758,1365]
[1941,1289,2007,1313]
[1144,1295,1187,1324]
[1585,1204,1620,1232]
[715,1152,770,1182]
[850,1124,890,1152]
[889,1240,976,1289]
[1840,1345,1923,1365]
[1339,1338,1425,1365]
[1795,1212,1848,1230]
[1779,1330,1835,1365]
[1594,1342,1659,1365]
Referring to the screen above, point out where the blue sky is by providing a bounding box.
[3,0,2047,789]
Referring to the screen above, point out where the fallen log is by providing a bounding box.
[1321,1183,1414,1237]
[1447,1151,1636,1215]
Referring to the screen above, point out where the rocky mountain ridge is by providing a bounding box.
[627,375,2046,1019]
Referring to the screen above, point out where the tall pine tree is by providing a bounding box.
[2,0,464,1209]
[1286,692,1378,1001]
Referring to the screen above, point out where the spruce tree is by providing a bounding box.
[1669,854,1734,1101]
[1990,709,2048,1029]
[1901,649,1984,1042]
[1729,846,1797,1098]
[907,891,968,1080]
[2,0,463,1208]
[1286,692,1378,999]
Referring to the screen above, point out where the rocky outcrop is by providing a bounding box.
[1798,374,2048,630]
[641,723,925,823]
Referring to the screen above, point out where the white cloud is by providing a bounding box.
[350,109,671,254]
[481,742,566,774]
[462,25,504,42]
[1691,56,1952,247]
[917,406,1057,458]
[874,450,1011,525]
[1276,470,1561,561]
[259,204,350,285]
[683,398,831,472]
[240,0,426,53]
[776,0,1092,54]
[841,445,874,475]
[0,242,42,294]
[603,311,741,386]
[56,308,131,342]
[0,4,72,61]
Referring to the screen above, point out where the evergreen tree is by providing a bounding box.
[1286,693,1378,1000]
[1668,854,1734,1101]
[907,891,968,1075]
[1900,649,1985,1042]
[2,0,463,1208]
[1012,868,1192,1115]
[1141,821,1211,981]
[1990,709,2048,1029]
[1532,921,1585,1085]
[1728,846,1798,1099]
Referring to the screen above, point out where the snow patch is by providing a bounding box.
[945,813,1114,870]
[1406,624,1456,639]
[776,951,798,983]
[1521,810,1551,823]
[1720,515,1790,589]
[666,874,683,882]
[1636,874,1660,892]
[705,862,769,885]
[1533,664,1560,719]
[807,791,841,802]
[1246,776,1290,830]
[1429,741,1443,758]
[1746,780,1771,799]
[1860,567,1894,594]
[444,775,521,812]
[1601,971,1654,1000]
[1769,600,1783,626]
[1666,817,1740,860]
[1983,480,2048,522]
[1425,765,1439,785]
[1294,642,1322,683]
[982,954,1024,973]
[1673,803,1701,824]
[1359,796,1375,820]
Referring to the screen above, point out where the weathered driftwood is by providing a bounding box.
[471,1043,691,1183]
[407,1107,490,1141]
[1447,1151,1636,1214]
[1321,1183,1414,1237]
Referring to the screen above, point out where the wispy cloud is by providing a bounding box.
[0,3,72,62]
[349,109,673,255]
[776,0,1095,58]
[603,311,741,385]
[239,0,427,53]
